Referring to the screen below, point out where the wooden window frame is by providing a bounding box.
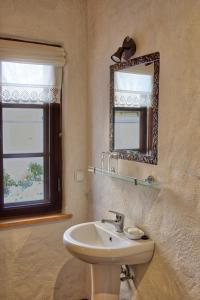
[0,102,62,218]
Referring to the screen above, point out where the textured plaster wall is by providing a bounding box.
[87,0,200,299]
[0,1,89,299]
[0,221,90,300]
[1,1,200,300]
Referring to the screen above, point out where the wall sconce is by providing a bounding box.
[111,36,136,63]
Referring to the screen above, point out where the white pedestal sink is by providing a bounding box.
[63,221,154,300]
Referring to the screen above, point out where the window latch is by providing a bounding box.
[57,177,61,192]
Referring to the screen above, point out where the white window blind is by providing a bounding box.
[0,39,66,65]
[0,39,66,104]
[114,64,154,108]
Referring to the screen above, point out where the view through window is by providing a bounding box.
[3,107,45,204]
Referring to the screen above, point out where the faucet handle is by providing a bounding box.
[109,210,125,221]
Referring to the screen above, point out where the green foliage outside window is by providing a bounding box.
[27,162,43,181]
[3,163,43,194]
[3,171,17,195]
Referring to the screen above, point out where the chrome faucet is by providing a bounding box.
[101,210,125,233]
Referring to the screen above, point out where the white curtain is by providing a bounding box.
[0,39,66,104]
[114,71,153,108]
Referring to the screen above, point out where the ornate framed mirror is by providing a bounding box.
[110,52,160,164]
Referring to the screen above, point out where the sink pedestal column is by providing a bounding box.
[91,264,121,300]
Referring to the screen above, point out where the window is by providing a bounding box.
[0,39,65,218]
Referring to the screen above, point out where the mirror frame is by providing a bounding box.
[109,52,160,164]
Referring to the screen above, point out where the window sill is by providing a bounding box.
[0,213,73,229]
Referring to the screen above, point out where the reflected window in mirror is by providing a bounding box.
[110,52,160,164]
[114,107,147,153]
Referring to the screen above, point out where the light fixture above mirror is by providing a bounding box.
[111,36,136,63]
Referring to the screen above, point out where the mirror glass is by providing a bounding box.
[110,52,159,164]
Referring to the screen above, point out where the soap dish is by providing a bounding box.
[124,227,144,240]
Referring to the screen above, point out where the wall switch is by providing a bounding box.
[75,170,85,182]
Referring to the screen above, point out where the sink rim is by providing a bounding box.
[64,221,132,250]
[63,221,154,258]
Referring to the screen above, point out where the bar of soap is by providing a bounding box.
[124,227,144,240]
[127,227,141,235]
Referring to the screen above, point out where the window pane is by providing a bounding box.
[3,108,43,154]
[3,157,44,204]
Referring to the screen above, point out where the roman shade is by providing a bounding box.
[0,39,66,66]
[0,39,66,104]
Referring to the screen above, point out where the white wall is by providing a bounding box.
[87,0,200,299]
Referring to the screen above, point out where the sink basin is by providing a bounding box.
[63,221,154,265]
[63,221,154,300]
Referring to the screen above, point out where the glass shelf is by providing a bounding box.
[88,166,159,188]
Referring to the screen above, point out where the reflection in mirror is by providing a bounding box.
[114,108,147,152]
[110,52,159,164]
